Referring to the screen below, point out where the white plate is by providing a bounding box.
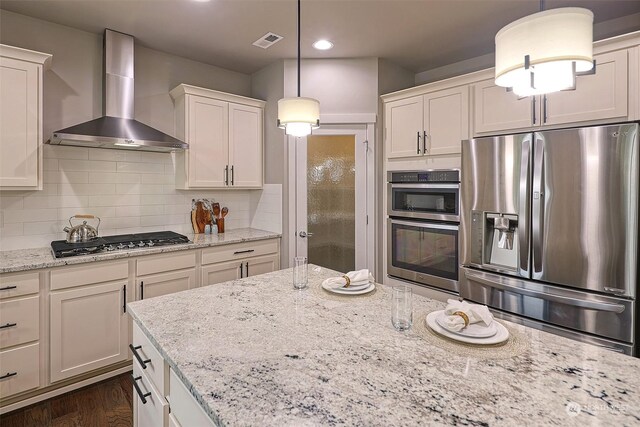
[322,282,376,295]
[435,311,497,338]
[426,311,509,345]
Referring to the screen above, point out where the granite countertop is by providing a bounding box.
[0,228,281,274]
[127,265,640,426]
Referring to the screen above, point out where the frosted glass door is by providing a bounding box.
[306,135,356,273]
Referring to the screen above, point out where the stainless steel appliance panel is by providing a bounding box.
[388,219,459,293]
[461,267,635,344]
[461,133,532,278]
[533,124,638,297]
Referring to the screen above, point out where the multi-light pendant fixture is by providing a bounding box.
[494,1,595,97]
[277,0,320,137]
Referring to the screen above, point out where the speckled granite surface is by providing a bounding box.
[0,228,280,273]
[128,265,640,427]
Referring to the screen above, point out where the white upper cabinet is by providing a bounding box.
[385,96,423,158]
[542,50,629,126]
[472,79,535,135]
[229,103,263,188]
[0,45,51,190]
[385,87,468,159]
[171,84,265,189]
[424,86,468,156]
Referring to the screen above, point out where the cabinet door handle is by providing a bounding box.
[129,344,151,369]
[140,281,144,300]
[0,372,17,380]
[224,165,229,186]
[132,375,151,404]
[239,263,244,278]
[0,286,17,291]
[245,262,249,277]
[122,284,127,313]
[416,132,421,154]
[532,96,536,125]
[0,323,17,329]
[423,131,428,154]
[233,249,255,255]
[231,165,234,186]
[543,95,548,123]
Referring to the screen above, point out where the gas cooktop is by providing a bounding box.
[51,231,191,258]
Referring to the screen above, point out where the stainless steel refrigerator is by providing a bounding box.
[460,123,638,355]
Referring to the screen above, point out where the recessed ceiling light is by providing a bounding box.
[313,40,333,50]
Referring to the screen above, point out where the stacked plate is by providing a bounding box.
[321,279,375,296]
[426,310,509,345]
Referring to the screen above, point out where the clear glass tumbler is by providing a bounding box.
[391,286,413,331]
[293,256,308,289]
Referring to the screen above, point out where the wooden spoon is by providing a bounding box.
[221,207,229,218]
[212,203,221,220]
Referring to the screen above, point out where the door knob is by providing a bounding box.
[299,231,314,238]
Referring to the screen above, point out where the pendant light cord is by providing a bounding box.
[297,0,301,97]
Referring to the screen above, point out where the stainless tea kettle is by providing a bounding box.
[63,215,101,243]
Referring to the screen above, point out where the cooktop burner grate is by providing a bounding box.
[51,231,191,258]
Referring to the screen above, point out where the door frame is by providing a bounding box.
[286,118,376,273]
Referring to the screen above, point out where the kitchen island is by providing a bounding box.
[127,265,640,426]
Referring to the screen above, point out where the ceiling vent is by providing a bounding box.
[252,32,283,49]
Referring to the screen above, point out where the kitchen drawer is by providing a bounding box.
[202,239,278,265]
[0,342,40,399]
[132,322,168,396]
[0,271,39,300]
[0,295,39,349]
[169,369,215,427]
[51,260,128,290]
[137,251,196,277]
[133,361,169,427]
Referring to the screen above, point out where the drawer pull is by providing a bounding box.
[0,286,17,291]
[0,372,17,380]
[129,344,151,369]
[233,249,255,255]
[132,375,151,404]
[0,323,17,329]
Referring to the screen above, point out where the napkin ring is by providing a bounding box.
[453,311,469,327]
[342,275,351,288]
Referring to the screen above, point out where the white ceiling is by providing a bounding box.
[2,0,639,75]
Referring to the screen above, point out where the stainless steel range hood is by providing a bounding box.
[49,29,187,152]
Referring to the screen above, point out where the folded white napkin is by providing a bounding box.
[442,299,494,332]
[322,269,374,290]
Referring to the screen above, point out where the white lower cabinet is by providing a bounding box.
[138,268,197,301]
[0,343,40,399]
[201,260,242,286]
[246,254,279,277]
[169,369,215,427]
[49,280,128,382]
[133,359,169,427]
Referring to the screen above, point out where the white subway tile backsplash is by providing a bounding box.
[117,162,164,174]
[59,159,117,172]
[1,151,278,250]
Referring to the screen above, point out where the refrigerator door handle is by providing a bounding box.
[464,270,626,313]
[518,134,531,276]
[531,134,545,278]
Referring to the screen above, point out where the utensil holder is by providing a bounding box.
[216,217,225,234]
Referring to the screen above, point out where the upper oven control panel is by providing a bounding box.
[388,170,460,183]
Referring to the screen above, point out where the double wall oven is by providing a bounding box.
[387,170,460,293]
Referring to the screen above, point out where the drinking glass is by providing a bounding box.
[391,286,413,331]
[293,257,308,289]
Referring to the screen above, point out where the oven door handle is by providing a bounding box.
[389,219,458,231]
[389,183,459,189]
[464,270,626,313]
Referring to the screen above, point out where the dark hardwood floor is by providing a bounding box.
[0,373,133,427]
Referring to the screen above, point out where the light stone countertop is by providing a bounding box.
[0,228,281,274]
[127,265,640,427]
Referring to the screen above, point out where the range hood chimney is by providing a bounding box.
[49,29,187,152]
